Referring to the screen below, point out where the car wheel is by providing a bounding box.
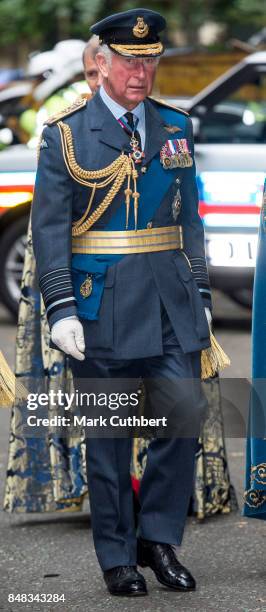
[227,288,253,310]
[0,215,29,317]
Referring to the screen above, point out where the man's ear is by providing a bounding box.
[95,52,109,79]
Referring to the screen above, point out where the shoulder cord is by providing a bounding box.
[57,121,139,234]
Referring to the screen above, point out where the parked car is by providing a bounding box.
[170,51,266,308]
[0,146,35,313]
[0,51,265,316]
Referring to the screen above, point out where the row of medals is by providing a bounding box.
[160,138,193,170]
[161,151,193,170]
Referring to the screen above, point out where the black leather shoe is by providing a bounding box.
[137,538,196,591]
[103,565,148,596]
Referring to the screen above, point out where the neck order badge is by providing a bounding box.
[118,112,145,164]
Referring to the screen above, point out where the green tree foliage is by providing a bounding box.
[0,0,264,55]
[0,0,103,49]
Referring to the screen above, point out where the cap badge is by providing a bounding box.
[133,17,149,39]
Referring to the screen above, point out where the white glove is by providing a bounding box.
[51,316,85,361]
[205,307,212,330]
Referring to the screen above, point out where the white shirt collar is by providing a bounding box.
[99,85,144,122]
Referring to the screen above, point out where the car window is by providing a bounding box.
[194,73,266,144]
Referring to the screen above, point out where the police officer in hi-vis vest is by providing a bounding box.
[32,8,212,597]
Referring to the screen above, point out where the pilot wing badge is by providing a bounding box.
[160,138,193,169]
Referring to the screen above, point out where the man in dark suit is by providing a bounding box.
[32,8,212,597]
[82,34,103,92]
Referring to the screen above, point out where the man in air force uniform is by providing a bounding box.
[32,8,212,597]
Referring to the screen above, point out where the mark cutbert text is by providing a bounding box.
[27,415,167,427]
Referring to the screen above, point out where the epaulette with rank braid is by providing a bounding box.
[148,95,189,116]
[44,93,91,126]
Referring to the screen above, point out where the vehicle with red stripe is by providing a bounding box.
[0,146,36,314]
[172,51,266,308]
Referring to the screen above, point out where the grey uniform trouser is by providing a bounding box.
[70,305,206,571]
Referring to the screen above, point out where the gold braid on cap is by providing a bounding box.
[57,121,140,234]
[110,42,163,56]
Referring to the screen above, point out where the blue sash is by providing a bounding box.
[72,107,187,320]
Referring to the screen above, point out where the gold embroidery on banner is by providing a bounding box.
[250,462,266,485]
[133,17,150,38]
[244,488,266,508]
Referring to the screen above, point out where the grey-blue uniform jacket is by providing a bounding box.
[32,90,211,360]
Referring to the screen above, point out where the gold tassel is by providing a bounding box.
[0,351,28,408]
[124,159,133,229]
[133,190,140,231]
[124,188,132,229]
[201,332,230,380]
[132,163,139,231]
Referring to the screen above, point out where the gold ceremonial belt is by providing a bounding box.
[72,225,183,255]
